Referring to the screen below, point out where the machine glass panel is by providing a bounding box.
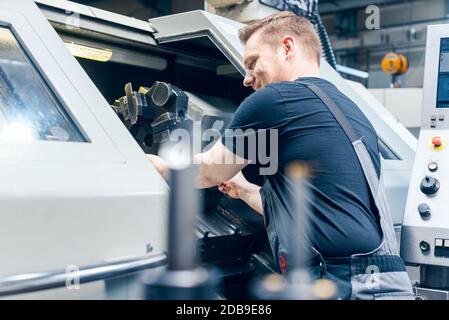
[437,38,449,108]
[0,27,86,142]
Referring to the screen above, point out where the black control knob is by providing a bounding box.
[419,241,430,253]
[418,203,431,219]
[420,176,440,195]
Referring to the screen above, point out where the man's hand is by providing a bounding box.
[218,171,249,199]
[218,172,263,215]
[147,154,170,181]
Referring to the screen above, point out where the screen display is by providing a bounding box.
[437,38,449,108]
[0,27,86,142]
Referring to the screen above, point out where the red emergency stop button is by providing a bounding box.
[432,136,442,148]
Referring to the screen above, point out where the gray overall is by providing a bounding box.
[260,80,414,300]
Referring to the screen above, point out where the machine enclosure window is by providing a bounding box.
[0,27,86,142]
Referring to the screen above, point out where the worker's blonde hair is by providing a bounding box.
[238,11,322,64]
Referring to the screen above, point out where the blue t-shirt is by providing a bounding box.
[222,77,382,257]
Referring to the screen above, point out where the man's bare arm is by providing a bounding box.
[147,140,249,189]
[194,140,249,189]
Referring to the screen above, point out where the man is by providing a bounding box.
[148,11,413,300]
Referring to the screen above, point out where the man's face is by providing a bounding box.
[242,31,289,90]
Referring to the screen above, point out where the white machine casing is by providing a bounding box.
[401,24,449,267]
[0,0,168,297]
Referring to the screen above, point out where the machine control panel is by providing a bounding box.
[401,25,449,267]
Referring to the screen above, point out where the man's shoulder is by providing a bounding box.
[239,78,335,110]
[267,78,333,98]
[236,86,284,116]
[243,85,283,104]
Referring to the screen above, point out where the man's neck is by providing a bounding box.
[288,63,321,81]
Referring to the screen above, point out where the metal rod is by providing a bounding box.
[159,142,199,271]
[0,251,167,297]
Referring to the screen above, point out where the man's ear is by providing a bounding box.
[282,35,296,59]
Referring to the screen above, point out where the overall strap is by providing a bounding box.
[301,82,361,143]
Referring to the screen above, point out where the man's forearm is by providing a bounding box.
[239,184,263,215]
[148,140,248,189]
[194,153,221,189]
[194,146,247,189]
